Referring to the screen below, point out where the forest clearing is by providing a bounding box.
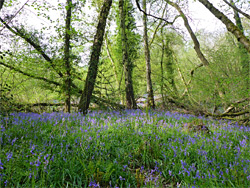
[0,0,250,187]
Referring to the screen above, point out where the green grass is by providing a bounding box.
[0,110,249,187]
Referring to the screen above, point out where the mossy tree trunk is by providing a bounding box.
[143,0,155,109]
[119,0,137,109]
[78,0,112,114]
[64,0,72,113]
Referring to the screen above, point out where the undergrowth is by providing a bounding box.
[0,110,249,187]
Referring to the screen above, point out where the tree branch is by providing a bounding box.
[0,17,64,78]
[208,110,249,117]
[0,61,61,86]
[0,0,32,33]
[135,0,178,25]
[167,0,209,66]
[198,0,250,53]
[222,0,250,20]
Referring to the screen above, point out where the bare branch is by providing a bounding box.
[0,61,61,86]
[223,0,250,20]
[0,0,33,34]
[135,0,179,25]
[198,0,250,53]
[0,17,64,78]
[166,0,209,66]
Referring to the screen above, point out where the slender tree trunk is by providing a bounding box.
[78,0,112,114]
[119,0,137,109]
[160,28,166,108]
[143,0,155,109]
[167,0,209,67]
[230,0,243,32]
[198,0,250,53]
[64,0,72,113]
[168,0,226,106]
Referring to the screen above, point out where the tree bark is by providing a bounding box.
[143,0,155,109]
[78,0,112,114]
[198,0,250,53]
[0,0,5,11]
[64,0,72,113]
[119,0,137,109]
[160,28,166,108]
[230,0,243,32]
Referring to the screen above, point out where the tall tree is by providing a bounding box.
[78,0,113,114]
[0,1,83,112]
[119,0,137,109]
[64,0,72,113]
[142,0,155,108]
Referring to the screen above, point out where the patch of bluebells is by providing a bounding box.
[0,110,249,187]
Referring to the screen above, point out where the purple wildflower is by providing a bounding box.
[169,170,172,176]
[89,180,100,187]
[6,152,13,162]
[119,176,125,181]
[240,139,247,148]
[123,165,128,171]
[0,160,3,170]
[11,137,17,145]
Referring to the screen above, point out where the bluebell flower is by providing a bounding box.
[169,170,172,176]
[123,165,128,171]
[11,137,17,145]
[119,176,125,181]
[4,180,7,186]
[89,180,99,187]
[0,160,3,169]
[6,152,13,162]
[247,175,250,180]
[240,139,247,148]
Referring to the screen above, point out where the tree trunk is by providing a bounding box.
[78,0,112,114]
[198,0,250,53]
[167,0,226,106]
[167,0,209,67]
[64,0,72,113]
[143,0,155,109]
[160,28,166,108]
[119,0,137,109]
[0,0,5,11]
[230,0,243,32]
